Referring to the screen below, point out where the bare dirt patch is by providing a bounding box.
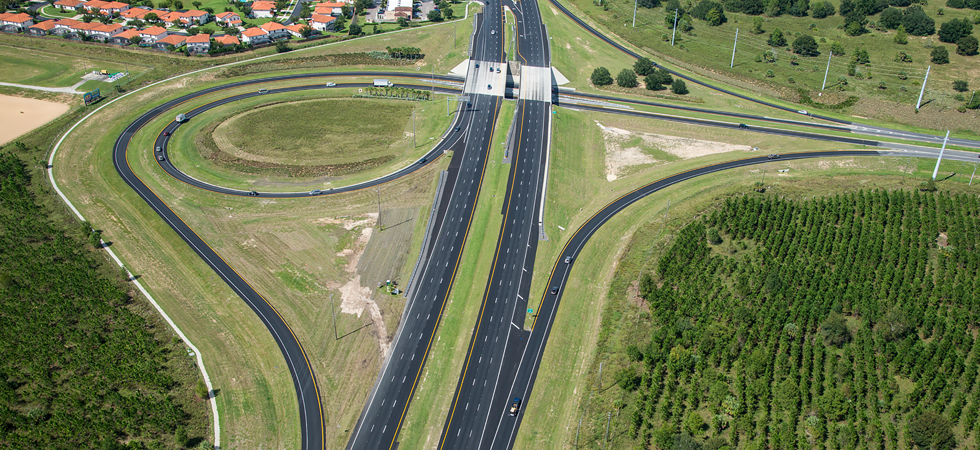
[0,94,70,145]
[596,121,750,181]
[334,215,391,359]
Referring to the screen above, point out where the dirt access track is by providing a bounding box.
[0,94,70,145]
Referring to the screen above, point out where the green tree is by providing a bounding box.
[616,366,641,391]
[427,8,443,21]
[901,6,935,36]
[144,11,158,21]
[931,45,950,64]
[957,35,978,55]
[396,16,409,27]
[129,34,143,45]
[830,41,845,55]
[591,67,613,86]
[617,68,638,88]
[792,34,819,56]
[880,6,902,28]
[751,16,765,33]
[348,22,361,35]
[671,78,689,94]
[684,412,705,435]
[334,13,347,30]
[811,0,835,18]
[88,230,102,248]
[879,305,912,341]
[909,411,956,450]
[707,227,721,244]
[195,380,210,399]
[894,24,908,44]
[853,47,870,63]
[706,7,726,25]
[275,41,290,53]
[938,18,973,43]
[767,27,786,46]
[634,57,656,76]
[175,426,188,447]
[820,312,850,346]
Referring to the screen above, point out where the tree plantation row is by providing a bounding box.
[0,153,209,449]
[591,189,979,450]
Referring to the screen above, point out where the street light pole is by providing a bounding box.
[821,51,833,90]
[916,65,931,110]
[632,0,637,28]
[932,130,950,180]
[730,28,738,68]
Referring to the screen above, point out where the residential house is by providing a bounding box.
[86,22,123,39]
[214,34,240,46]
[250,1,276,18]
[314,2,344,16]
[108,27,140,44]
[185,33,210,52]
[54,0,87,11]
[160,10,210,26]
[215,11,242,27]
[0,12,34,31]
[27,19,58,35]
[240,26,269,44]
[138,25,167,42]
[310,14,335,31]
[83,0,130,15]
[153,33,185,49]
[120,7,150,20]
[260,20,289,39]
[284,23,311,38]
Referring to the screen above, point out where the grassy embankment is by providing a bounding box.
[545,0,980,134]
[395,98,516,449]
[160,90,453,190]
[42,16,475,446]
[512,106,980,449]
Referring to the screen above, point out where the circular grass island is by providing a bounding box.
[165,92,452,191]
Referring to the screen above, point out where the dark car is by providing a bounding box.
[767,154,779,159]
[247,191,259,196]
[738,124,748,129]
[475,63,480,68]
[487,84,492,90]
[509,397,521,416]
[455,126,460,132]
[419,157,427,164]
[549,286,558,295]
[467,102,472,107]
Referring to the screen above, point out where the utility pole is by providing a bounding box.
[970,163,977,186]
[821,51,833,90]
[932,130,950,180]
[916,65,930,111]
[376,187,383,230]
[574,419,581,448]
[412,108,417,148]
[670,9,678,46]
[431,65,435,96]
[632,0,637,28]
[602,412,611,450]
[730,28,738,68]
[329,294,338,340]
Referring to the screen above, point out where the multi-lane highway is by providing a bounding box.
[346,7,509,449]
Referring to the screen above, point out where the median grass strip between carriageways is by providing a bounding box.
[51,68,452,448]
[394,98,517,449]
[514,108,980,448]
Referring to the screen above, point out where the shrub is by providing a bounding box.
[591,67,613,86]
[275,41,291,53]
[788,76,796,83]
[671,78,689,94]
[946,0,965,7]
[616,68,638,88]
[751,16,765,33]
[953,80,969,91]
[615,367,641,391]
[878,81,887,89]
[895,51,913,62]
[901,6,935,36]
[931,45,950,63]
[838,75,849,85]
[938,18,973,43]
[764,50,776,62]
[830,41,846,55]
[766,69,775,77]
[811,0,835,18]
[880,6,902,28]
[894,24,909,44]
[793,34,820,56]
[957,35,979,55]
[707,227,721,244]
[768,28,787,46]
[853,47,870,63]
[634,57,656,76]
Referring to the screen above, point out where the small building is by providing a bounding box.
[310,14,335,31]
[314,2,345,16]
[214,33,240,46]
[260,20,289,40]
[251,1,276,18]
[87,22,124,39]
[284,23,310,38]
[28,20,58,35]
[0,12,34,31]
[120,7,150,20]
[240,26,270,44]
[215,11,242,26]
[185,33,211,52]
[108,27,140,44]
[138,25,168,42]
[153,33,185,49]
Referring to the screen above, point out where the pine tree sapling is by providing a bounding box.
[953,80,969,92]
[768,27,787,46]
[894,24,909,44]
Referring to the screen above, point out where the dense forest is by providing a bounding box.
[0,153,208,449]
[606,190,979,450]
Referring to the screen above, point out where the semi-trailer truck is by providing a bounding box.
[374,79,393,87]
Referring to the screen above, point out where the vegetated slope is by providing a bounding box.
[0,153,208,449]
[599,190,979,449]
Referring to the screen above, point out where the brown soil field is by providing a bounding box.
[0,94,70,145]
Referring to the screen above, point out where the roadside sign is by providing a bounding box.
[83,88,101,106]
[527,308,533,313]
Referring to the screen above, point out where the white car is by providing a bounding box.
[797,109,809,115]
[490,29,495,35]
[325,82,336,87]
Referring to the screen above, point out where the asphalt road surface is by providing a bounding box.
[346,7,509,449]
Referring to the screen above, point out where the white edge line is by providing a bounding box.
[43,7,478,447]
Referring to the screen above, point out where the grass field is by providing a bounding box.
[512,106,980,449]
[547,0,980,134]
[395,98,515,449]
[0,44,147,88]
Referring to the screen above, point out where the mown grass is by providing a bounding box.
[0,44,148,88]
[154,86,454,191]
[395,97,515,449]
[514,106,980,449]
[551,0,980,133]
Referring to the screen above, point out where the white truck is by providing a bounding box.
[374,79,393,87]
[176,113,186,123]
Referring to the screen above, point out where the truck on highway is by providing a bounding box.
[374,79,393,87]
